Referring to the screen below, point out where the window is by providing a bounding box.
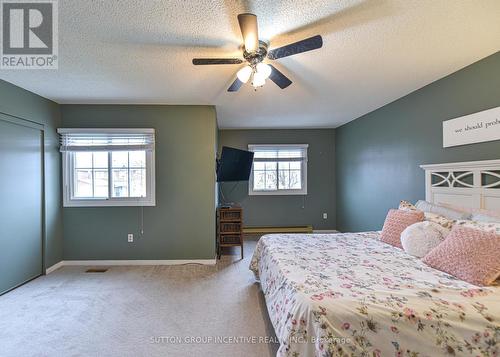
[58,128,155,207]
[248,144,308,195]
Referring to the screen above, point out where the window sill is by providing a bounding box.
[63,199,156,207]
[248,190,307,196]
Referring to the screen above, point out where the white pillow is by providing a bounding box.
[438,202,500,220]
[400,221,450,258]
[471,213,500,223]
[398,201,455,229]
[415,200,471,220]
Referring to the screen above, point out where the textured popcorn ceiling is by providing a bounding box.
[0,0,499,128]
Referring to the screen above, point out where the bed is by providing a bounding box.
[250,160,500,356]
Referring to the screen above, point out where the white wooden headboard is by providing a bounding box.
[420,159,500,212]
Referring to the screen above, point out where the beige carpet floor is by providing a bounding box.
[0,239,278,357]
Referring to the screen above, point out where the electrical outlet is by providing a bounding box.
[323,213,328,219]
[127,234,133,242]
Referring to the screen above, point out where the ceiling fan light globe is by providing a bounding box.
[245,36,258,53]
[252,72,266,87]
[237,65,253,83]
[256,63,272,79]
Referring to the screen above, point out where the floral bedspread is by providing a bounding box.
[250,232,499,357]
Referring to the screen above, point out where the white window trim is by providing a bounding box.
[60,128,156,207]
[248,144,308,196]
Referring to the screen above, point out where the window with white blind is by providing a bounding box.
[58,128,156,207]
[248,144,308,195]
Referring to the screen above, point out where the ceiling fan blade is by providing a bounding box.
[192,58,243,65]
[268,65,292,89]
[237,13,259,52]
[227,78,244,92]
[267,35,323,60]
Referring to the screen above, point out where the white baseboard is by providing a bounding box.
[46,261,64,274]
[45,259,216,274]
[64,259,217,266]
[312,229,339,233]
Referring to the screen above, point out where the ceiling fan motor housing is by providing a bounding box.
[243,41,268,66]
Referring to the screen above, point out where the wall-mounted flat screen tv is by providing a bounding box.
[216,146,254,182]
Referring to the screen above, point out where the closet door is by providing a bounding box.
[0,116,43,294]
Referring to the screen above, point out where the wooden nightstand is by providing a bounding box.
[217,206,243,259]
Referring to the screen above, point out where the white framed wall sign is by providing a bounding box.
[443,106,500,148]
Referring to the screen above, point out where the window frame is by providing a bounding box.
[248,144,308,196]
[61,130,156,207]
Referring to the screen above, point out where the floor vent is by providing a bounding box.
[85,268,108,273]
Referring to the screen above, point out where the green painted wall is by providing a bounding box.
[336,52,500,232]
[61,105,217,260]
[0,79,62,268]
[218,129,336,229]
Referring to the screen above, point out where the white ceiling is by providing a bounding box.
[1,0,499,128]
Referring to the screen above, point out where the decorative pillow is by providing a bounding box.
[381,209,425,248]
[401,221,450,257]
[424,212,455,229]
[454,220,500,234]
[422,226,500,286]
[399,200,418,211]
[399,200,455,229]
[415,200,471,220]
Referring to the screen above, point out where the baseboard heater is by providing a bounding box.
[243,225,313,234]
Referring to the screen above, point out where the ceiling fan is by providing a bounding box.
[192,13,323,92]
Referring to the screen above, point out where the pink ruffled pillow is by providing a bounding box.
[422,226,500,286]
[381,209,425,248]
